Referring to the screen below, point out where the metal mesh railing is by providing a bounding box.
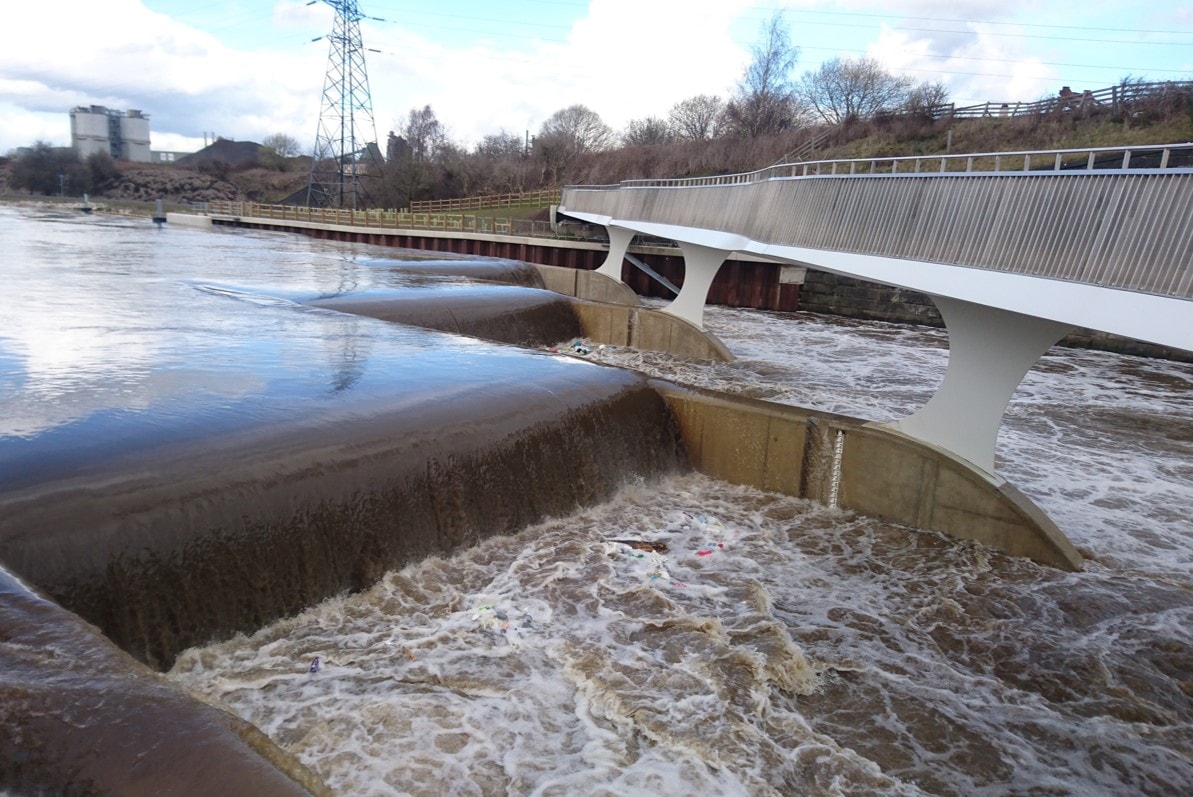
[561,144,1193,300]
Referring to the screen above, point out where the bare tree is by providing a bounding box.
[668,95,724,140]
[538,105,614,154]
[723,12,801,138]
[261,133,300,157]
[402,105,447,161]
[260,132,301,171]
[798,57,915,124]
[904,81,951,117]
[535,105,614,184]
[475,130,525,160]
[622,116,673,147]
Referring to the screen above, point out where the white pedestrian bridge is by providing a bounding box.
[559,144,1193,475]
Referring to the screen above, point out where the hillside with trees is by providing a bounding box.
[3,12,1190,209]
[367,13,1192,208]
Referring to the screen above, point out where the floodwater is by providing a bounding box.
[1,205,1189,795]
[167,236,1193,791]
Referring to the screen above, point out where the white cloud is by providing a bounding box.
[366,0,753,145]
[868,22,1059,106]
[0,0,324,152]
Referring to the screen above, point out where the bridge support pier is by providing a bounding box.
[882,296,1074,474]
[662,242,729,329]
[595,226,635,281]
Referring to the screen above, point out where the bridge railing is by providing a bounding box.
[569,143,1193,192]
[560,143,1193,301]
[196,200,597,241]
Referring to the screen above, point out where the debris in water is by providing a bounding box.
[696,550,714,557]
[309,656,320,674]
[471,604,537,645]
[610,539,669,553]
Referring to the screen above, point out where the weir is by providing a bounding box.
[0,208,1084,794]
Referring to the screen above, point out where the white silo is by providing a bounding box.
[70,106,112,159]
[119,110,151,162]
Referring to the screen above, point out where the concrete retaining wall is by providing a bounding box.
[534,263,733,361]
[568,300,734,362]
[654,382,1083,571]
[534,263,640,306]
[166,212,213,229]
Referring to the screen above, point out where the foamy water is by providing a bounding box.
[171,301,1193,795]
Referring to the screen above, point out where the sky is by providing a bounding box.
[1,0,1190,155]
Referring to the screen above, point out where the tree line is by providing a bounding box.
[368,12,948,208]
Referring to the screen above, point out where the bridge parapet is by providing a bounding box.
[599,142,1193,186]
[562,143,1193,300]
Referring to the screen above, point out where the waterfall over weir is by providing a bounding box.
[0,208,678,794]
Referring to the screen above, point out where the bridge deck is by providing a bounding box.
[561,143,1193,353]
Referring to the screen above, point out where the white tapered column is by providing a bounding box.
[662,242,729,329]
[883,296,1075,474]
[595,226,635,281]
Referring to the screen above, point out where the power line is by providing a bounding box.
[767,5,1193,38]
[366,1,1193,44]
[307,0,380,209]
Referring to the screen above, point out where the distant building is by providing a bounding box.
[69,106,151,162]
[150,151,190,164]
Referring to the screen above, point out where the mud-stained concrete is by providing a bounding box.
[0,564,329,796]
[0,370,681,670]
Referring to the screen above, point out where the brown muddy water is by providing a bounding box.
[1,206,1190,795]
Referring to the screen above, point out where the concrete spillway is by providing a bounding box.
[0,215,680,793]
[1,364,680,669]
[0,208,1083,794]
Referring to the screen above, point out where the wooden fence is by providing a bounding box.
[407,188,561,214]
[920,80,1192,121]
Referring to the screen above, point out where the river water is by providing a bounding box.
[168,231,1193,793]
[2,206,1189,795]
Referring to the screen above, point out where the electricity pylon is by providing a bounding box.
[306,0,380,209]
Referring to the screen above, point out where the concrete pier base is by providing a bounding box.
[656,382,1083,571]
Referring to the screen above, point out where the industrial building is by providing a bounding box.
[70,106,151,162]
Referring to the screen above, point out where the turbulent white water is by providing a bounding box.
[171,299,1193,794]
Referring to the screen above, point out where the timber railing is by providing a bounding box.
[923,80,1193,121]
[407,188,561,214]
[561,143,1193,301]
[198,200,593,241]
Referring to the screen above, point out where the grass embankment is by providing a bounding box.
[823,114,1193,162]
